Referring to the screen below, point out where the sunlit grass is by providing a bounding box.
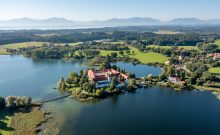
[148,45,198,50]
[0,42,46,49]
[214,40,220,48]
[0,110,12,135]
[100,47,169,64]
[209,67,220,74]
[129,47,169,64]
[0,42,46,55]
[0,42,82,55]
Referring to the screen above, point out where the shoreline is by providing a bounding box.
[0,105,55,135]
[65,81,220,102]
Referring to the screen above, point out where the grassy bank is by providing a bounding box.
[0,107,45,135]
[195,85,220,92]
[0,110,12,135]
[0,51,9,55]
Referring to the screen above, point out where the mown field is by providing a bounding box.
[0,42,46,55]
[209,67,220,75]
[147,45,198,50]
[100,47,169,64]
[0,42,46,49]
[0,42,82,55]
[129,47,169,64]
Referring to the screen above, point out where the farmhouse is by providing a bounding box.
[88,69,129,88]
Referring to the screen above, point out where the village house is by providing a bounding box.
[168,65,185,84]
[88,69,129,88]
[207,53,220,60]
[168,76,184,84]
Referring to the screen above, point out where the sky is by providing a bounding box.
[0,0,220,21]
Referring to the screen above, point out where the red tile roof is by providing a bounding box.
[88,68,128,82]
[208,53,220,58]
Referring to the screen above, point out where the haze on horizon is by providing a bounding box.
[0,0,220,21]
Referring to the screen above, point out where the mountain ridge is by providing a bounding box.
[0,17,220,28]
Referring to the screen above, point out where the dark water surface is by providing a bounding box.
[0,55,220,135]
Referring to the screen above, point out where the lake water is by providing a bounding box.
[1,55,220,135]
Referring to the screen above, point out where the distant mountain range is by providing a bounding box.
[0,17,75,27]
[0,17,220,29]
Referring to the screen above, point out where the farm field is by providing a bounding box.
[0,42,82,55]
[0,42,46,55]
[209,67,220,75]
[0,42,46,49]
[100,47,169,64]
[147,45,198,50]
[129,47,169,64]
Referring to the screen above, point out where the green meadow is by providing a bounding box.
[100,47,169,64]
[214,40,220,48]
[209,67,220,75]
[0,42,82,55]
[147,45,198,50]
[0,42,46,55]
[0,110,12,135]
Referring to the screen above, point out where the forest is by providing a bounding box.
[1,26,220,46]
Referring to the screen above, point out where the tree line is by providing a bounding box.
[1,29,220,46]
[0,96,32,109]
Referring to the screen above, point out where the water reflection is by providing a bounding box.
[113,61,162,77]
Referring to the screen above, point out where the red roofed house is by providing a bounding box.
[88,69,129,88]
[207,53,220,60]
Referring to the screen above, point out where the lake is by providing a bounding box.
[0,55,220,135]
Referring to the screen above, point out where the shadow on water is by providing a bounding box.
[32,58,88,65]
[108,95,120,107]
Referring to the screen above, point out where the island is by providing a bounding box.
[57,58,138,101]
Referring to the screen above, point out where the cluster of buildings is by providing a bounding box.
[88,69,129,88]
[207,53,220,60]
[168,76,185,84]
